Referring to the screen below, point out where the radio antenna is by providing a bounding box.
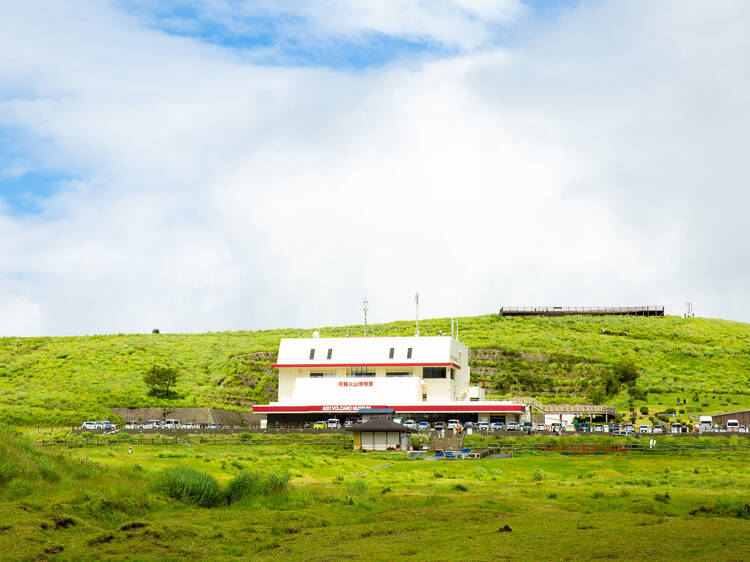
[415,292,420,336]
[363,296,369,336]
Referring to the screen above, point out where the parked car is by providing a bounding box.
[81,421,98,430]
[344,420,354,429]
[490,422,505,431]
[447,419,462,430]
[303,421,313,428]
[417,421,431,431]
[124,420,138,429]
[313,421,327,429]
[163,419,180,429]
[652,424,665,433]
[726,419,740,432]
[536,424,546,431]
[402,419,416,429]
[612,429,639,437]
[638,425,651,434]
[577,423,590,432]
[506,421,520,431]
[593,424,604,432]
[477,422,490,431]
[433,422,445,431]
[208,423,220,430]
[327,419,341,429]
[140,420,161,429]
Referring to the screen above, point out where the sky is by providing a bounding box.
[0,0,749,337]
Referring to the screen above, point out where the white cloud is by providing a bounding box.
[0,0,749,336]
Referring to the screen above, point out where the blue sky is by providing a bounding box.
[1,0,581,216]
[1,0,749,336]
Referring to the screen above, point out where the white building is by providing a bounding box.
[253,336,525,424]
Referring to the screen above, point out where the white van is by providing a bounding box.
[327,419,341,429]
[726,419,740,432]
[699,416,713,432]
[163,419,180,429]
[447,419,463,430]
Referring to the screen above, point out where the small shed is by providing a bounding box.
[350,419,414,451]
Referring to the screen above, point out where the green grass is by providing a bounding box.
[0,426,749,559]
[1,314,749,426]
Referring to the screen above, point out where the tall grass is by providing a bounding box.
[225,469,291,504]
[157,466,221,508]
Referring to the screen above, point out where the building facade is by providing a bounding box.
[253,336,526,424]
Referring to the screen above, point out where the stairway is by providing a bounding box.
[429,433,465,452]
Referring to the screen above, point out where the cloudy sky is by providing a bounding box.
[1,0,748,336]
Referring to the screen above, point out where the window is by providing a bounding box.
[422,393,427,401]
[407,347,412,359]
[388,347,394,359]
[309,348,315,360]
[450,368,455,380]
[347,367,375,377]
[311,372,335,378]
[386,371,411,377]
[327,348,333,360]
[423,367,446,379]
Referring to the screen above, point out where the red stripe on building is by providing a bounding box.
[271,362,460,369]
[252,404,524,413]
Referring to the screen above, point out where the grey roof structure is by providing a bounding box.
[350,419,415,433]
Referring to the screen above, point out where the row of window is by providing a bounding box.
[309,347,414,360]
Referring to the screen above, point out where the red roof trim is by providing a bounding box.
[271,362,460,369]
[252,404,525,413]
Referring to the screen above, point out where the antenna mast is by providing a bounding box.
[415,292,420,336]
[363,296,369,336]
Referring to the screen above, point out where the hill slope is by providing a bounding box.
[1,314,749,426]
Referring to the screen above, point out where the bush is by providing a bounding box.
[266,470,291,494]
[532,468,546,481]
[639,406,649,415]
[157,467,220,508]
[225,470,264,504]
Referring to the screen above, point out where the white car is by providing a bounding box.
[124,421,138,429]
[163,419,180,429]
[81,421,98,430]
[638,425,651,434]
[181,422,196,430]
[327,419,341,429]
[402,419,416,429]
[417,421,431,431]
[477,422,490,431]
[447,419,463,430]
[141,420,161,429]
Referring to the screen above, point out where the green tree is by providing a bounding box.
[143,364,179,397]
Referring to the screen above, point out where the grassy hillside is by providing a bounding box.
[1,314,749,426]
[1,427,749,559]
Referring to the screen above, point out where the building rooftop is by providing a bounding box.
[350,418,415,433]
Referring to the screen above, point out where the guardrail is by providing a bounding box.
[35,436,353,448]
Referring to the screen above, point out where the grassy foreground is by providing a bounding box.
[1,426,749,560]
[1,314,750,426]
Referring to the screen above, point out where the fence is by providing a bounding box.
[36,436,353,448]
[474,441,750,456]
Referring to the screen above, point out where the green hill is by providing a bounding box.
[1,314,749,426]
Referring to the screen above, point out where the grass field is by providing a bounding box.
[1,425,749,560]
[1,314,749,427]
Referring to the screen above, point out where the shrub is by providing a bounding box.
[225,470,263,504]
[532,468,546,481]
[639,406,649,415]
[452,483,468,492]
[157,467,220,508]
